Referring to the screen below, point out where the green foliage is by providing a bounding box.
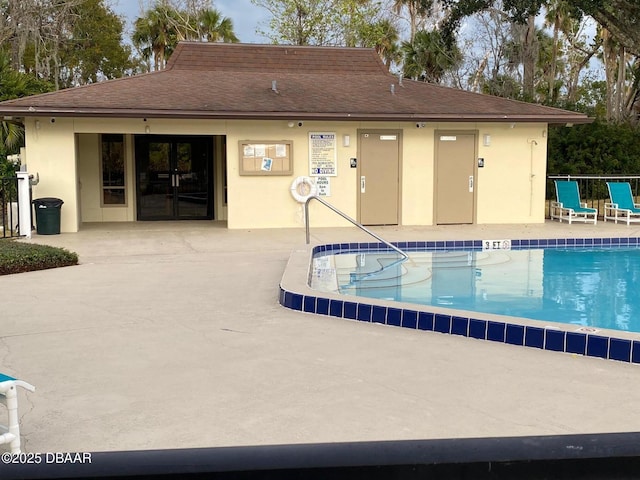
[548,121,640,175]
[440,0,640,58]
[0,156,17,178]
[0,240,78,276]
[196,9,239,42]
[12,0,134,88]
[0,49,53,162]
[402,28,462,82]
[133,4,181,70]
[0,51,52,103]
[252,0,385,47]
[252,0,333,45]
[58,0,135,87]
[440,0,546,47]
[552,80,607,119]
[133,2,239,71]
[329,0,385,47]
[481,74,522,99]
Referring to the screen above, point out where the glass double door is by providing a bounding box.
[135,135,213,220]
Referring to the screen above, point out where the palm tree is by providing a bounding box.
[357,18,401,69]
[197,9,239,43]
[372,19,401,70]
[132,4,181,71]
[133,5,239,70]
[0,51,50,154]
[544,0,573,103]
[393,0,433,43]
[402,29,460,83]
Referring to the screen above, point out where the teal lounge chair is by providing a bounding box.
[604,182,640,225]
[550,180,597,224]
[0,373,35,454]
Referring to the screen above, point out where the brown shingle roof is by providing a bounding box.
[0,42,590,124]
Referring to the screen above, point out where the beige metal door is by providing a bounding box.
[435,132,476,224]
[359,132,400,225]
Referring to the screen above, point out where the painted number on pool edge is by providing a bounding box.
[482,239,511,251]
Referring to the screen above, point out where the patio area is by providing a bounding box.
[2,220,640,454]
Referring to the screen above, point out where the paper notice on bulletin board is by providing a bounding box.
[309,132,337,176]
[261,157,273,171]
[315,176,330,196]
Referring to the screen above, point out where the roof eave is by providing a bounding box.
[0,107,593,125]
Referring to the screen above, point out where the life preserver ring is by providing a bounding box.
[290,176,317,203]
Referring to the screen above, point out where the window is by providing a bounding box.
[101,134,126,205]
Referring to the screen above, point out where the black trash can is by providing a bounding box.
[33,197,64,235]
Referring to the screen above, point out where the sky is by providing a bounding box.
[109,0,269,44]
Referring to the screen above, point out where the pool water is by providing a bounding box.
[311,247,640,333]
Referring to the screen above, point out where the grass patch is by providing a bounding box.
[0,239,78,275]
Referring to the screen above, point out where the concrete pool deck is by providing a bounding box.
[2,220,640,454]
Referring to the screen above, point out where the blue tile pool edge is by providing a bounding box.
[279,237,640,366]
[310,236,640,256]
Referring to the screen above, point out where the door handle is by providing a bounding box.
[175,174,180,188]
[469,175,474,192]
[361,176,366,193]
[171,174,175,187]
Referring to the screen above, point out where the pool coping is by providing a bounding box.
[279,236,640,365]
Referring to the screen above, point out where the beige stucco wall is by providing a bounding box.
[474,124,548,224]
[23,117,548,232]
[24,117,79,232]
[226,120,362,229]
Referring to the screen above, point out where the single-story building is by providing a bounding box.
[0,42,590,232]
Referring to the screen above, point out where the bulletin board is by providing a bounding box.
[239,140,293,176]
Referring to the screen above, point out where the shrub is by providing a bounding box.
[548,121,640,175]
[0,240,78,275]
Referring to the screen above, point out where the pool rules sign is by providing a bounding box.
[309,132,336,196]
[309,132,337,176]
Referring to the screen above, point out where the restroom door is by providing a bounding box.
[435,132,476,224]
[359,131,400,225]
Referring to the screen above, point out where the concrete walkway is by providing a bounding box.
[1,221,640,454]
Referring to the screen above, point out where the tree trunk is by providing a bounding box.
[548,18,560,102]
[521,15,537,101]
[589,0,640,56]
[602,29,624,122]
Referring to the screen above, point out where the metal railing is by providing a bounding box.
[1,176,19,238]
[547,175,640,219]
[304,195,408,259]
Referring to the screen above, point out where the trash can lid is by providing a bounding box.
[33,197,64,207]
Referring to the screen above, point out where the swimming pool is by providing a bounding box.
[312,247,640,333]
[279,237,640,365]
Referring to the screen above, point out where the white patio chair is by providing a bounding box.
[0,373,35,454]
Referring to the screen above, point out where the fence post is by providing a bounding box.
[16,172,31,238]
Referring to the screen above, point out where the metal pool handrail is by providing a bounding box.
[304,195,409,259]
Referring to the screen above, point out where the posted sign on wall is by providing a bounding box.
[309,132,337,176]
[315,176,331,196]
